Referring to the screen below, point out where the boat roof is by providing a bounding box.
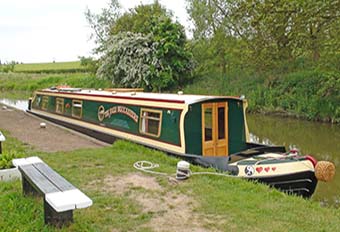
[39,88,243,105]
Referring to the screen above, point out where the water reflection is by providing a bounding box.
[0,99,28,111]
[248,113,340,206]
[249,133,273,146]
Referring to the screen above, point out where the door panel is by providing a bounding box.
[202,102,228,156]
[216,102,228,156]
[202,103,215,155]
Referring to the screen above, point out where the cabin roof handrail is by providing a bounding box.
[104,88,144,93]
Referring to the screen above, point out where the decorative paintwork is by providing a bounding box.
[97,105,139,123]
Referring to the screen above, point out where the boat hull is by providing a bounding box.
[28,110,117,144]
[249,170,318,198]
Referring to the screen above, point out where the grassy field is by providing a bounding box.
[0,72,111,93]
[13,61,86,73]
[0,130,339,231]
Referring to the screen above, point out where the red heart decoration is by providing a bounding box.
[265,167,270,172]
[256,167,263,173]
[272,167,276,171]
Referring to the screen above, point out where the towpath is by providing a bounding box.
[0,103,108,152]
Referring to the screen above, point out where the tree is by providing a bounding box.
[87,1,194,91]
[96,32,155,89]
[79,56,98,73]
[149,16,194,90]
[187,0,340,71]
[85,0,121,54]
[187,0,251,75]
[110,1,168,35]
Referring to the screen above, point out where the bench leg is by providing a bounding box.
[22,176,39,196]
[44,199,73,228]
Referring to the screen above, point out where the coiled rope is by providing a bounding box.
[133,161,168,176]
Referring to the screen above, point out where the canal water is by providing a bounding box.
[0,99,339,206]
[0,98,28,111]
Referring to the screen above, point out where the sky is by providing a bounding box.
[0,0,190,63]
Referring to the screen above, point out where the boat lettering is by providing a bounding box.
[98,105,139,123]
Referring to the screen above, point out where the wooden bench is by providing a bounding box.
[13,157,92,227]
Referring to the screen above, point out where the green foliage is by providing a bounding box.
[185,0,340,122]
[78,56,98,73]
[185,69,340,123]
[0,151,23,169]
[85,0,122,53]
[150,17,194,90]
[97,32,155,89]
[0,61,16,73]
[91,2,194,92]
[111,0,167,35]
[187,0,340,71]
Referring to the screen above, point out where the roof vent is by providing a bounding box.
[131,92,136,96]
[178,91,183,95]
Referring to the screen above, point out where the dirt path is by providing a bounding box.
[0,103,108,152]
[88,173,223,232]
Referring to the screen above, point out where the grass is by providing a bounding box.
[0,72,112,93]
[13,61,86,73]
[0,130,339,231]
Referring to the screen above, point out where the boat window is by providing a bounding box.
[140,109,162,137]
[204,107,213,141]
[72,100,82,118]
[56,98,64,114]
[41,96,49,110]
[218,107,225,139]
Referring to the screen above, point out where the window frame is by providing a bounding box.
[41,96,49,110]
[55,98,64,114]
[139,108,162,138]
[72,100,83,118]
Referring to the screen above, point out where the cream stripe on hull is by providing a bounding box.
[232,153,315,178]
[30,108,187,155]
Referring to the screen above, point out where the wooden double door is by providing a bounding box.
[202,102,228,156]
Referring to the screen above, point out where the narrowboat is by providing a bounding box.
[27,87,335,198]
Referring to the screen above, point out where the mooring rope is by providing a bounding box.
[133,160,168,176]
[133,160,238,180]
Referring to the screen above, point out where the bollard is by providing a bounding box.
[176,161,190,180]
[28,97,32,110]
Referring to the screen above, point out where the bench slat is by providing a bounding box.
[33,162,75,191]
[19,165,59,194]
[46,189,93,212]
